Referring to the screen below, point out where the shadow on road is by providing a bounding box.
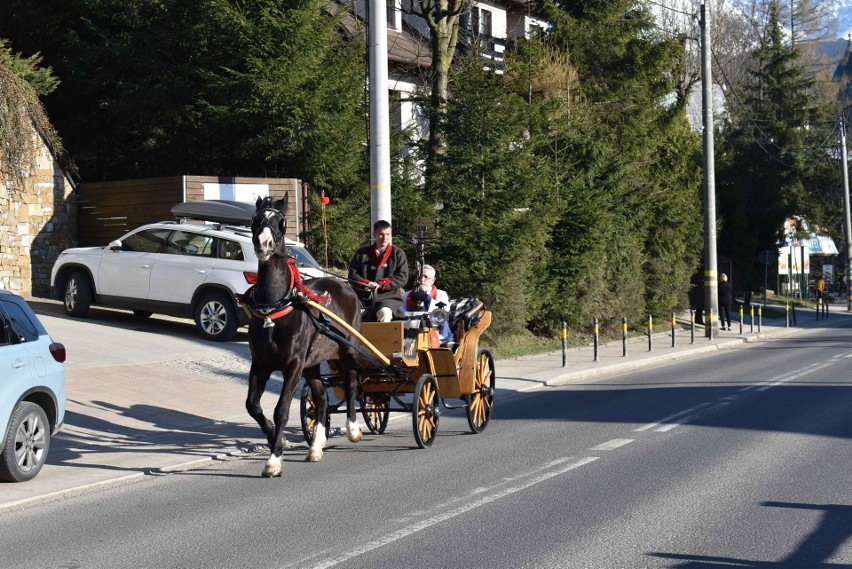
[649,501,852,568]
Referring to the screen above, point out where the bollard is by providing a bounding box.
[648,314,653,351]
[671,312,676,348]
[703,310,707,338]
[785,302,789,327]
[791,303,797,326]
[707,309,714,340]
[561,320,567,367]
[593,318,599,362]
[739,306,743,334]
[690,310,695,344]
[622,317,628,357]
[758,306,762,333]
[749,305,754,334]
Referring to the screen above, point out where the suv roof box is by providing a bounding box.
[171,200,256,226]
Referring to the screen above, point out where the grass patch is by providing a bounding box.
[482,330,562,359]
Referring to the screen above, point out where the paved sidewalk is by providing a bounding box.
[2,299,849,510]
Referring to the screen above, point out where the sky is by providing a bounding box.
[837,0,852,38]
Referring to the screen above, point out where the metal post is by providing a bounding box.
[758,306,762,333]
[622,317,628,357]
[738,306,743,334]
[707,309,714,339]
[593,318,599,362]
[690,310,695,344]
[749,305,754,333]
[701,1,719,337]
[561,320,567,367]
[648,315,653,351]
[840,118,852,312]
[785,302,790,327]
[671,312,676,347]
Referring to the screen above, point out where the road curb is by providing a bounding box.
[543,342,732,387]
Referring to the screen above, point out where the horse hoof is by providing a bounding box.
[348,430,362,443]
[262,464,282,477]
[307,449,324,462]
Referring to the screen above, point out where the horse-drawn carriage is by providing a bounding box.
[299,297,495,448]
[242,195,495,477]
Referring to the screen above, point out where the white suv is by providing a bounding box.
[50,201,323,341]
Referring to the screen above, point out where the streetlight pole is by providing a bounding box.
[368,0,392,229]
[840,117,852,311]
[701,2,719,336]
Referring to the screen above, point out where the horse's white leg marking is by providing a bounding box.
[347,419,363,443]
[307,423,327,462]
[262,453,282,477]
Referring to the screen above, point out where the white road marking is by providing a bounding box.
[588,438,633,451]
[755,362,832,392]
[634,403,711,432]
[287,456,600,569]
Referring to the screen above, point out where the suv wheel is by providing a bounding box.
[0,402,51,483]
[195,292,238,341]
[64,271,92,317]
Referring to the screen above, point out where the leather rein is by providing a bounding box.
[239,206,328,328]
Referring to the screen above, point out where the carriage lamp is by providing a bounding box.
[430,308,449,327]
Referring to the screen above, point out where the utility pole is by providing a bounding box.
[701,2,719,337]
[840,118,852,311]
[368,0,392,229]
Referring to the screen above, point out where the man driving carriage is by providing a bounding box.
[348,219,409,322]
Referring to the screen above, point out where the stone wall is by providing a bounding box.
[0,133,77,298]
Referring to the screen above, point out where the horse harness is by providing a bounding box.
[238,257,329,328]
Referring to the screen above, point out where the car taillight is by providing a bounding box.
[49,342,67,363]
[244,271,258,284]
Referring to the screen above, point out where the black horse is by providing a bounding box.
[244,195,363,477]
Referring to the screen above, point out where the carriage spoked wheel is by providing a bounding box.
[412,374,440,448]
[361,394,390,434]
[300,383,330,447]
[465,349,495,433]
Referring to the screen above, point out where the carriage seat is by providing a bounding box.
[446,298,486,345]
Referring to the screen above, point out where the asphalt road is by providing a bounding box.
[2,323,851,568]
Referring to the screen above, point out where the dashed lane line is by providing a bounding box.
[284,456,600,569]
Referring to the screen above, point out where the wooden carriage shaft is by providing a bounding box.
[305,299,392,367]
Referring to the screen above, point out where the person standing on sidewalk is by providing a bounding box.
[718,273,733,331]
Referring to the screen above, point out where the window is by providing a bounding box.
[166,230,214,257]
[1,301,39,343]
[0,312,9,346]
[218,239,245,261]
[289,245,321,270]
[473,7,492,37]
[386,0,401,30]
[122,228,171,253]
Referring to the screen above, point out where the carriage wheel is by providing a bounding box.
[300,383,330,446]
[412,374,440,448]
[361,394,390,434]
[465,349,495,433]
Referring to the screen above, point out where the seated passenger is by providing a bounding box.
[401,264,452,344]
